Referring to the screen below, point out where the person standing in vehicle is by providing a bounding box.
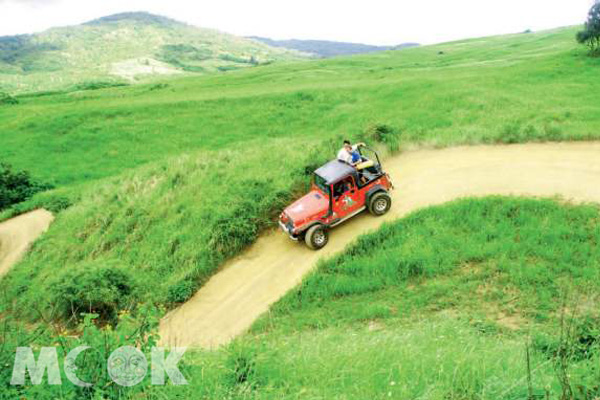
[337,140,365,166]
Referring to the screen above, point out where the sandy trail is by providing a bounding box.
[0,209,54,278]
[160,142,600,349]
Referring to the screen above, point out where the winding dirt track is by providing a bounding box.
[0,209,54,278]
[161,142,600,349]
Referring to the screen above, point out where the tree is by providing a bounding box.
[577,1,600,55]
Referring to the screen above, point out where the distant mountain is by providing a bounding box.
[247,37,419,58]
[0,12,307,93]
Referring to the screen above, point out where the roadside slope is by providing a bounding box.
[0,209,54,277]
[159,142,600,348]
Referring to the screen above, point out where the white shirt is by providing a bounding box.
[337,145,358,164]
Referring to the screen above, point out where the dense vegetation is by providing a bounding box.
[0,163,51,211]
[0,35,61,67]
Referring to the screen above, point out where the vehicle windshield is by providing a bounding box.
[358,147,380,168]
[314,174,330,195]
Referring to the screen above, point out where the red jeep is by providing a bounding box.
[279,147,393,250]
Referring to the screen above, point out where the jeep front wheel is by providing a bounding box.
[369,192,391,216]
[305,225,329,250]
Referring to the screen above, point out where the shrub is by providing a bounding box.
[50,264,138,325]
[365,123,401,149]
[167,278,196,304]
[148,83,170,91]
[219,54,254,64]
[498,122,523,143]
[157,44,212,72]
[225,344,260,388]
[41,194,72,213]
[73,81,128,91]
[217,65,242,72]
[1,306,165,399]
[0,91,18,105]
[0,163,52,211]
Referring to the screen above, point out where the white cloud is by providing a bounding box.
[0,0,594,44]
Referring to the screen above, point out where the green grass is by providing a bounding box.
[2,26,600,322]
[0,136,353,320]
[153,197,600,399]
[1,27,599,188]
[2,25,600,398]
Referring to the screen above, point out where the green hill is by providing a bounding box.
[0,12,307,93]
[2,25,600,399]
[2,26,599,305]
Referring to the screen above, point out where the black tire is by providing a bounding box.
[305,224,329,250]
[368,192,392,216]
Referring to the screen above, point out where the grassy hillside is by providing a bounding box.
[155,197,600,399]
[0,27,598,187]
[1,26,600,322]
[0,12,305,93]
[6,198,598,398]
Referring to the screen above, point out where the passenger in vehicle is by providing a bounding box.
[337,140,365,166]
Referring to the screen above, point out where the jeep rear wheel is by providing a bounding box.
[369,192,391,216]
[305,225,329,250]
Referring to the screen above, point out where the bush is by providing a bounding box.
[0,91,18,105]
[217,65,242,72]
[365,123,401,149]
[167,278,196,304]
[0,163,52,211]
[50,264,138,325]
[219,54,254,64]
[1,306,165,399]
[73,81,128,91]
[41,195,72,213]
[225,344,260,388]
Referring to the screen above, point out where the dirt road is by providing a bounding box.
[0,209,54,278]
[160,142,600,349]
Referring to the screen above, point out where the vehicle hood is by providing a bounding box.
[283,190,329,223]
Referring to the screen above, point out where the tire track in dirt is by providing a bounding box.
[0,209,54,278]
[160,142,600,349]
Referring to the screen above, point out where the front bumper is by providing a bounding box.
[278,220,299,241]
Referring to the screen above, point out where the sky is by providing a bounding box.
[0,0,595,45]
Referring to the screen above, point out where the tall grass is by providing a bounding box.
[152,198,600,399]
[272,197,600,325]
[0,134,368,321]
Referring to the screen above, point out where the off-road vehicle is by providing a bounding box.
[279,147,393,249]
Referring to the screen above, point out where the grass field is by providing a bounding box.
[2,25,600,399]
[1,26,599,187]
[153,197,600,399]
[2,25,600,320]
